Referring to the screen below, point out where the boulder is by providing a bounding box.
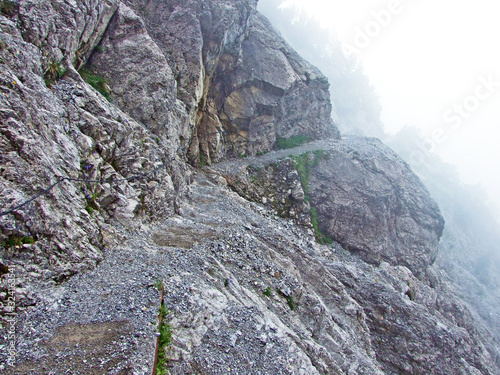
[309,136,445,275]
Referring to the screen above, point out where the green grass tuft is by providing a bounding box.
[199,153,208,167]
[276,135,311,150]
[154,279,164,291]
[287,295,296,310]
[292,150,333,244]
[1,235,35,249]
[79,67,111,100]
[292,150,326,200]
[156,300,172,375]
[0,0,17,17]
[44,61,66,87]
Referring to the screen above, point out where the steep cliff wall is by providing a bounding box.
[216,137,445,276]
[0,0,499,374]
[0,0,339,284]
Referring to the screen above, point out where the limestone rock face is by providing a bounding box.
[0,1,190,283]
[18,0,119,68]
[309,137,445,276]
[201,13,339,161]
[87,4,178,135]
[215,137,444,276]
[101,0,339,165]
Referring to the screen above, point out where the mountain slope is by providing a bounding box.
[0,0,499,374]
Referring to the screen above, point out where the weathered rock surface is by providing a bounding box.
[216,136,445,276]
[309,136,445,276]
[4,173,499,375]
[196,12,339,161]
[221,159,313,227]
[0,0,499,374]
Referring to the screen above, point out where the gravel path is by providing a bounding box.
[9,225,164,374]
[7,172,331,374]
[213,138,341,173]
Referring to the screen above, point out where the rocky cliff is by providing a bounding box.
[0,0,498,374]
[217,137,445,277]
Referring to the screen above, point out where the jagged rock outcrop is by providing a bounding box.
[1,0,499,374]
[196,12,338,161]
[87,0,338,163]
[309,136,445,276]
[18,0,119,68]
[1,2,190,285]
[216,137,445,276]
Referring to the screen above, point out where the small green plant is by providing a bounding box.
[276,135,312,150]
[156,296,172,375]
[155,279,164,291]
[292,150,326,200]
[310,207,333,245]
[250,174,260,185]
[224,279,229,288]
[263,286,272,297]
[287,295,296,310]
[0,0,17,17]
[84,191,99,215]
[290,150,332,244]
[1,235,35,250]
[199,153,208,167]
[81,176,101,216]
[44,61,66,87]
[95,45,104,53]
[79,67,111,100]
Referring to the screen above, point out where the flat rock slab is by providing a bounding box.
[15,321,132,374]
[152,222,218,249]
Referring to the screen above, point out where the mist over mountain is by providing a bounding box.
[387,126,500,343]
[258,0,385,139]
[259,0,500,350]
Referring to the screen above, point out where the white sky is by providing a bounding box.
[272,0,500,214]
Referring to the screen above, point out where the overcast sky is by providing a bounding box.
[262,0,500,215]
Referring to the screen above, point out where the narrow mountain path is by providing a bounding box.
[212,137,341,173]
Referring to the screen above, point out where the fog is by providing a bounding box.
[258,0,500,331]
[258,0,500,223]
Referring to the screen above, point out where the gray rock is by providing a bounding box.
[1,1,498,374]
[216,136,444,276]
[18,0,119,67]
[309,136,445,276]
[193,12,339,162]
